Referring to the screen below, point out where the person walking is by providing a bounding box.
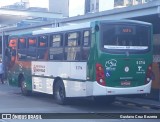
[0,60,4,84]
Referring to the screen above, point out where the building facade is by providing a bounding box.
[49,0,69,17]
[85,0,114,13]
[85,0,157,13]
[85,0,99,13]
[114,0,157,7]
[1,0,69,17]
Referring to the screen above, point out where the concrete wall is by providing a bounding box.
[99,0,114,11]
[90,0,99,12]
[48,0,69,17]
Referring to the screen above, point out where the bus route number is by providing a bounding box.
[76,66,82,70]
[136,61,145,65]
[123,28,132,33]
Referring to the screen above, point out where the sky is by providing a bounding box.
[99,0,114,11]
[0,0,114,17]
[0,0,48,8]
[69,0,85,16]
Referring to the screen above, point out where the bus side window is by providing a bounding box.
[49,34,63,60]
[37,35,48,60]
[18,38,27,60]
[38,35,48,48]
[8,38,17,63]
[28,38,37,48]
[9,38,17,50]
[18,38,26,49]
[82,30,90,60]
[64,32,81,61]
[27,37,37,60]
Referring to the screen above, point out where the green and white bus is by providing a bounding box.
[6,20,153,104]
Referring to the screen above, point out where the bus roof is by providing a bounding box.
[9,20,151,37]
[32,22,91,35]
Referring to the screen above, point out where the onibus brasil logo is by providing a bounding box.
[105,59,117,71]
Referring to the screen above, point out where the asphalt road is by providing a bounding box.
[0,83,160,122]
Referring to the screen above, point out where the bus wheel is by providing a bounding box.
[54,80,67,105]
[20,78,31,96]
[93,96,115,105]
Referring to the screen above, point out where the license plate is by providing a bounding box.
[121,81,131,86]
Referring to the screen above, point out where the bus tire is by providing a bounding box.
[54,80,67,105]
[20,78,31,96]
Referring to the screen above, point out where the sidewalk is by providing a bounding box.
[116,97,160,109]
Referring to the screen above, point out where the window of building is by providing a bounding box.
[91,3,94,11]
[96,2,99,11]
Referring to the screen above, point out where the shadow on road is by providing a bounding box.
[23,92,115,109]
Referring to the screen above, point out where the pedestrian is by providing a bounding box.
[0,60,4,84]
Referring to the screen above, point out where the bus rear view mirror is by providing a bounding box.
[95,25,99,32]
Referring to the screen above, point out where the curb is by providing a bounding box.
[116,97,160,110]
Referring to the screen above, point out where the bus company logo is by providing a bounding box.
[105,59,117,71]
[33,65,45,73]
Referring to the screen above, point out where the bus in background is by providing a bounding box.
[150,34,160,100]
[5,20,153,104]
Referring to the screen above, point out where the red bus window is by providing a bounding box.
[19,38,26,49]
[28,38,37,48]
[20,38,25,43]
[38,35,48,48]
[40,42,46,47]
[9,39,17,48]
[29,39,36,45]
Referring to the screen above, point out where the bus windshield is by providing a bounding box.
[101,23,150,53]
